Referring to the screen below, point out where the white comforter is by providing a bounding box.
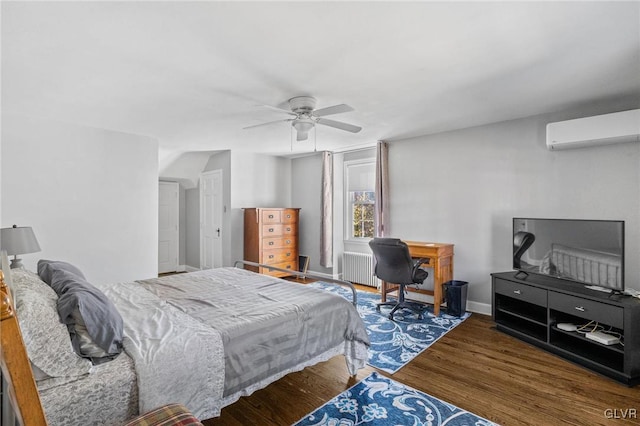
[102,282,225,420]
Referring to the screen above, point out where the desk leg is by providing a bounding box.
[381,281,387,302]
[433,259,442,316]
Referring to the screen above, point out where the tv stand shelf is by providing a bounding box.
[492,271,640,386]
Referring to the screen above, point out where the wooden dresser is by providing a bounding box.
[243,208,300,277]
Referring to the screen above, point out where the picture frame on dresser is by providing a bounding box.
[298,255,310,274]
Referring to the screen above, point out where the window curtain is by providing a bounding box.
[320,151,333,267]
[374,141,389,237]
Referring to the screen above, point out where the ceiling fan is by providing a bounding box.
[244,96,362,141]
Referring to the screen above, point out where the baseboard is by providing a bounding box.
[176,264,187,272]
[466,300,492,316]
[307,270,341,280]
[184,265,200,273]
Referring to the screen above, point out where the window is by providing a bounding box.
[344,160,376,240]
[350,190,375,238]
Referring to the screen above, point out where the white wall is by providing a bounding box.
[1,115,159,284]
[388,110,640,308]
[292,153,326,274]
[229,152,293,266]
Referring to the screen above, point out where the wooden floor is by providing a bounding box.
[204,284,640,426]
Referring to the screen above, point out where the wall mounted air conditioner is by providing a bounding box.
[546,109,640,150]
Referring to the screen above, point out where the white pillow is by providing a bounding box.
[11,268,57,302]
[11,269,92,379]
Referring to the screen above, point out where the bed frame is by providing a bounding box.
[234,260,358,306]
[1,269,205,426]
[1,270,49,425]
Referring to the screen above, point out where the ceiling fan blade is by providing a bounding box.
[316,117,362,133]
[313,104,354,117]
[260,104,297,116]
[243,119,293,130]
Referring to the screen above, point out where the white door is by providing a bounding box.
[158,181,179,274]
[200,170,223,269]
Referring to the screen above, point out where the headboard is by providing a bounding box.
[0,251,49,425]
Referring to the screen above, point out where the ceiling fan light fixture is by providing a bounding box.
[292,119,314,135]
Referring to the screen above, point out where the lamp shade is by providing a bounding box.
[0,225,41,256]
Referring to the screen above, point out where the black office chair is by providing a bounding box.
[369,238,430,320]
[513,231,535,269]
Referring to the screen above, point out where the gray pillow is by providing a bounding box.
[10,269,92,378]
[38,259,85,286]
[50,269,124,363]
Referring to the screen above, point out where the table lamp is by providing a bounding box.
[0,225,41,269]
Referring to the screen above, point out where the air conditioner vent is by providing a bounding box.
[546,109,640,150]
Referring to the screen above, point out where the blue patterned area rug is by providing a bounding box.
[293,372,498,426]
[310,282,470,374]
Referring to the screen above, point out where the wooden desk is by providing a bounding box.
[380,241,454,316]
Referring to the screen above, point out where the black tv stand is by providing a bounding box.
[492,271,640,386]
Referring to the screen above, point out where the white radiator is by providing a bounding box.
[343,252,381,287]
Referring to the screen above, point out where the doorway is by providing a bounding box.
[158,181,179,274]
[200,169,223,269]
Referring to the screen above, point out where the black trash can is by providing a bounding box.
[444,280,468,317]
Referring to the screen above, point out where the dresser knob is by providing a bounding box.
[269,242,274,246]
[268,228,274,232]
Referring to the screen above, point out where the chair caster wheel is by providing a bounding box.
[376,306,381,312]
[388,315,394,320]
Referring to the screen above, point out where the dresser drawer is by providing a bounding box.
[282,224,297,235]
[549,293,623,329]
[262,224,283,236]
[262,249,296,264]
[262,237,296,249]
[261,210,281,224]
[281,209,298,223]
[261,261,297,277]
[494,278,547,307]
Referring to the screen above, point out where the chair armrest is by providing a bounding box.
[413,258,430,266]
[411,258,430,281]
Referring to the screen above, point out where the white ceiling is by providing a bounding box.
[3,1,639,168]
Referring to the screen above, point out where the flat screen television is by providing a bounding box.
[512,218,624,292]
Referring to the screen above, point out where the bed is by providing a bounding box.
[2,257,369,425]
